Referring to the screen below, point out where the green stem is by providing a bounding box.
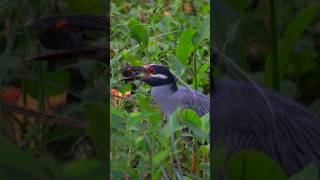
[38,62,47,152]
[269,0,280,91]
[193,53,197,90]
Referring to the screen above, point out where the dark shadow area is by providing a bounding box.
[212,0,320,179]
[0,0,108,179]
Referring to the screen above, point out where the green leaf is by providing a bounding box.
[160,108,181,139]
[200,145,209,156]
[201,113,210,134]
[63,0,105,14]
[227,151,287,180]
[0,135,49,179]
[225,0,247,13]
[25,70,70,99]
[137,94,154,112]
[128,18,149,47]
[181,109,208,142]
[84,103,108,153]
[193,63,209,87]
[287,49,317,75]
[265,5,320,86]
[181,109,202,129]
[175,28,196,65]
[289,163,318,180]
[127,112,156,130]
[63,159,105,179]
[193,17,210,46]
[152,150,169,167]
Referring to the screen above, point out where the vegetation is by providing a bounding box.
[0,0,106,179]
[213,0,320,179]
[110,0,210,179]
[0,0,319,179]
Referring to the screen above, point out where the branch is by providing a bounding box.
[0,102,85,128]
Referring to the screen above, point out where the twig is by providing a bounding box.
[0,102,85,128]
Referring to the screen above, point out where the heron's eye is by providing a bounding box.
[147,67,155,74]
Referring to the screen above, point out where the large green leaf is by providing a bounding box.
[25,70,70,99]
[128,18,149,47]
[181,109,202,129]
[84,103,108,153]
[181,109,208,142]
[175,28,196,65]
[227,151,287,180]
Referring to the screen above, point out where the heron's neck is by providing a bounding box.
[151,83,177,104]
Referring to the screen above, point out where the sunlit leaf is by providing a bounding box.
[201,113,210,134]
[128,18,149,47]
[152,150,169,167]
[181,109,201,129]
[200,145,209,156]
[175,28,196,65]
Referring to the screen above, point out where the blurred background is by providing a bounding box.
[0,0,107,179]
[213,0,320,179]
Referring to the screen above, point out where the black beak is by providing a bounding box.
[121,66,146,81]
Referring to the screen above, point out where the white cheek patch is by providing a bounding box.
[150,74,168,79]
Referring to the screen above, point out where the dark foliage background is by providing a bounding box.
[213,0,320,179]
[0,0,107,179]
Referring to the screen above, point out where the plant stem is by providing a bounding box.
[193,53,197,90]
[269,0,280,91]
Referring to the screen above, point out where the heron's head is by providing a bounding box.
[121,64,177,87]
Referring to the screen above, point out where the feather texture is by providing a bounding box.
[213,80,320,176]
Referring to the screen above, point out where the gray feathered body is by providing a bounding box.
[151,84,210,117]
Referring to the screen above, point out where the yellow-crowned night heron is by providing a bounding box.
[122,64,210,117]
[121,64,320,176]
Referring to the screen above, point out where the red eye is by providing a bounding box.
[147,67,155,74]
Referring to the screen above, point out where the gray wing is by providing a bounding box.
[174,87,210,117]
